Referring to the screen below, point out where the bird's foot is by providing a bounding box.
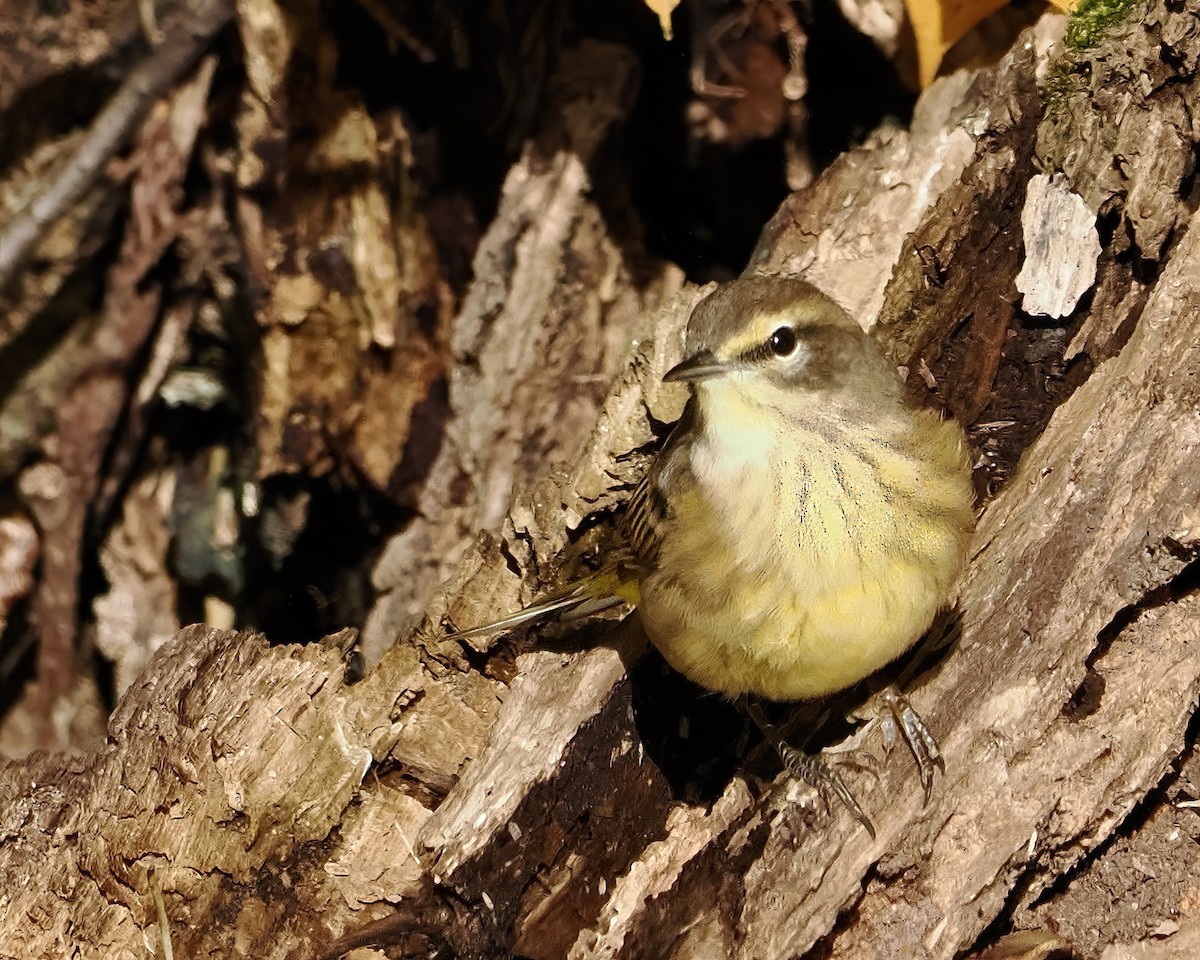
[774,741,876,839]
[870,686,944,804]
[742,699,877,839]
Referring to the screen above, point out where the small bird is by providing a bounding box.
[457,274,976,827]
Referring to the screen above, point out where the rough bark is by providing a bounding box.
[3,2,1200,960]
[361,39,685,661]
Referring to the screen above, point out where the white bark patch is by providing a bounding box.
[1016,173,1101,319]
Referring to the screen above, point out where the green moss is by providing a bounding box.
[1042,62,1080,110]
[1064,0,1140,49]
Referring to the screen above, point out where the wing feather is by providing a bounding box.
[448,403,695,639]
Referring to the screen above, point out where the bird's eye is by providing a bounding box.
[768,326,797,357]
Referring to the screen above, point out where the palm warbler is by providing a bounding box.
[458,275,975,817]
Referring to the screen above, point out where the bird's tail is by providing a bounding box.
[447,565,639,641]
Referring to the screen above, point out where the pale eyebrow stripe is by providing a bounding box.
[721,310,796,355]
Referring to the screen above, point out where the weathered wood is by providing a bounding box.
[233,0,453,501]
[3,3,1200,959]
[1015,172,1101,318]
[362,39,685,662]
[411,211,1200,957]
[413,7,1200,958]
[0,0,234,292]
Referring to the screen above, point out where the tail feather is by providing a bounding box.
[558,594,628,621]
[448,588,595,640]
[447,567,637,640]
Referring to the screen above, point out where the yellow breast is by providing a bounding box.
[637,381,974,702]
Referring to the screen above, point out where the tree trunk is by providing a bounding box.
[3,2,1200,959]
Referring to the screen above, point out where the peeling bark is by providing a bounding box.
[3,2,1200,960]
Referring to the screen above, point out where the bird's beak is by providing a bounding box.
[663,349,734,383]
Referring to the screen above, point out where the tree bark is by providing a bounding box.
[3,2,1200,959]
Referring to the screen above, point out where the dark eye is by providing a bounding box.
[768,326,797,357]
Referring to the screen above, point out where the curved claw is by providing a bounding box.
[881,688,944,804]
[777,743,877,840]
[743,699,877,838]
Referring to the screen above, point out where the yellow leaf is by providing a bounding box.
[904,0,1011,86]
[644,0,680,40]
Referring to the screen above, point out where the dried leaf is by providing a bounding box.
[904,0,1011,86]
[643,0,680,40]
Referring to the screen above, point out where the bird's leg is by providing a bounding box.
[850,612,956,802]
[875,686,944,804]
[742,698,876,839]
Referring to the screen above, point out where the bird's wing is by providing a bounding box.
[620,399,694,567]
[448,402,695,640]
[622,463,668,566]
